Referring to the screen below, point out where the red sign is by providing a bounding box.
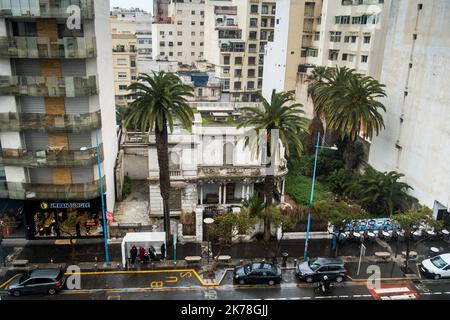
[369,285,419,300]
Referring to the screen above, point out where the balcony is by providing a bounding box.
[0,75,97,97]
[0,110,101,132]
[7,177,106,201]
[0,36,96,59]
[0,145,103,168]
[0,0,95,19]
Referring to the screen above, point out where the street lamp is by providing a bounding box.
[203,217,215,264]
[303,132,338,261]
[80,130,109,265]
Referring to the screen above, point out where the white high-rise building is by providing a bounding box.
[368,0,450,217]
[0,0,118,239]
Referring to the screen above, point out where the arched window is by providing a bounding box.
[169,151,181,171]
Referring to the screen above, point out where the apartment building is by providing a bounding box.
[368,0,450,218]
[111,8,152,106]
[263,0,389,117]
[179,71,222,101]
[153,0,171,22]
[204,0,276,102]
[152,0,205,65]
[0,0,118,240]
[145,106,287,241]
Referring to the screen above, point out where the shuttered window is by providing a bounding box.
[14,59,41,76]
[68,133,92,150]
[65,97,89,114]
[168,189,182,210]
[29,168,52,184]
[71,167,94,184]
[24,132,48,151]
[60,59,86,77]
[20,97,45,113]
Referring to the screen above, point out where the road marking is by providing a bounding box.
[0,274,21,289]
[373,287,411,294]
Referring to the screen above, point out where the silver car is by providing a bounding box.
[7,268,66,297]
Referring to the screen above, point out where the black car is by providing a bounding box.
[7,268,66,297]
[296,257,347,283]
[233,262,282,285]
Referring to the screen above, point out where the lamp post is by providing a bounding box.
[0,221,5,267]
[81,131,109,265]
[203,218,215,264]
[303,132,338,261]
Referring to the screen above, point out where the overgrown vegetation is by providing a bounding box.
[122,175,132,198]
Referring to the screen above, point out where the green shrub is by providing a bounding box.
[122,175,132,198]
[285,173,332,206]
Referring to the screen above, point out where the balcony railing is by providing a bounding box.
[6,177,106,200]
[0,36,97,59]
[0,144,103,168]
[0,75,97,97]
[0,0,95,19]
[0,110,102,132]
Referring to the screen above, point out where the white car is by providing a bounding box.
[420,253,450,279]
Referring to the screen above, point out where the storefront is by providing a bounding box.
[24,196,106,240]
[0,199,25,239]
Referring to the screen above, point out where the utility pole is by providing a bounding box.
[0,221,5,267]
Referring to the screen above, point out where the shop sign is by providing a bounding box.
[40,202,91,210]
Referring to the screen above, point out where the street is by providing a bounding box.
[1,268,450,301]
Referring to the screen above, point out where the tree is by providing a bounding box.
[344,166,415,216]
[125,71,194,253]
[327,169,356,199]
[305,66,331,155]
[314,67,387,170]
[208,210,255,272]
[394,207,443,271]
[58,212,82,264]
[314,200,366,256]
[237,90,309,240]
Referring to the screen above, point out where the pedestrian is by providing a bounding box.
[139,247,146,263]
[148,246,156,261]
[160,243,166,260]
[130,245,138,265]
[143,252,149,264]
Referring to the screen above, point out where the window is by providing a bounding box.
[364,36,371,44]
[224,79,230,89]
[314,32,320,41]
[200,42,204,46]
[342,53,348,61]
[262,5,268,14]
[177,42,182,46]
[251,5,258,14]
[191,31,196,36]
[335,16,350,24]
[329,50,339,61]
[223,67,230,74]
[361,55,368,63]
[250,18,258,27]
[168,190,182,211]
[306,48,318,57]
[191,21,195,25]
[248,57,256,65]
[169,52,173,56]
[344,35,357,43]
[330,31,342,42]
[235,57,243,65]
[249,31,257,40]
[119,85,127,91]
[168,31,173,35]
[177,21,182,25]
[191,42,195,46]
[130,60,136,67]
[200,21,204,26]
[118,72,127,78]
[191,10,195,15]
[168,42,173,46]
[247,81,255,89]
[117,59,126,65]
[234,82,242,90]
[248,69,255,78]
[249,44,257,53]
[191,52,195,56]
[234,69,242,77]
[177,31,182,36]
[160,41,165,47]
[160,31,164,36]
[223,55,230,65]
[177,52,182,57]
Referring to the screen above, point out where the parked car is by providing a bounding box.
[296,257,347,283]
[420,253,450,279]
[7,268,66,297]
[233,262,282,285]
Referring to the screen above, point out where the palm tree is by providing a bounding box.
[237,90,309,240]
[125,72,194,253]
[304,66,331,155]
[344,166,415,216]
[315,67,387,170]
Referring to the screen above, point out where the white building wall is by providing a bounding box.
[369,0,450,210]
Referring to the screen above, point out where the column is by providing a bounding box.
[241,183,246,200]
[223,184,227,204]
[200,185,203,205]
[218,185,222,204]
[281,178,286,202]
[246,184,250,200]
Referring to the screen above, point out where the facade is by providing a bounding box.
[263,0,389,117]
[368,0,450,217]
[111,8,153,106]
[204,0,276,102]
[153,0,171,22]
[146,106,287,241]
[0,0,118,239]
[179,71,222,101]
[151,0,205,65]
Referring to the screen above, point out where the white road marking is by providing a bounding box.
[374,287,411,294]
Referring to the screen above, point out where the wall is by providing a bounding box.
[368,0,450,210]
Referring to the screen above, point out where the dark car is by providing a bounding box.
[7,268,66,297]
[233,262,282,285]
[296,257,347,283]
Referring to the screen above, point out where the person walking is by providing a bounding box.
[160,243,166,260]
[148,246,156,261]
[130,245,138,265]
[139,247,146,263]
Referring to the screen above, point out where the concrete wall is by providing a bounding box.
[368,0,450,210]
